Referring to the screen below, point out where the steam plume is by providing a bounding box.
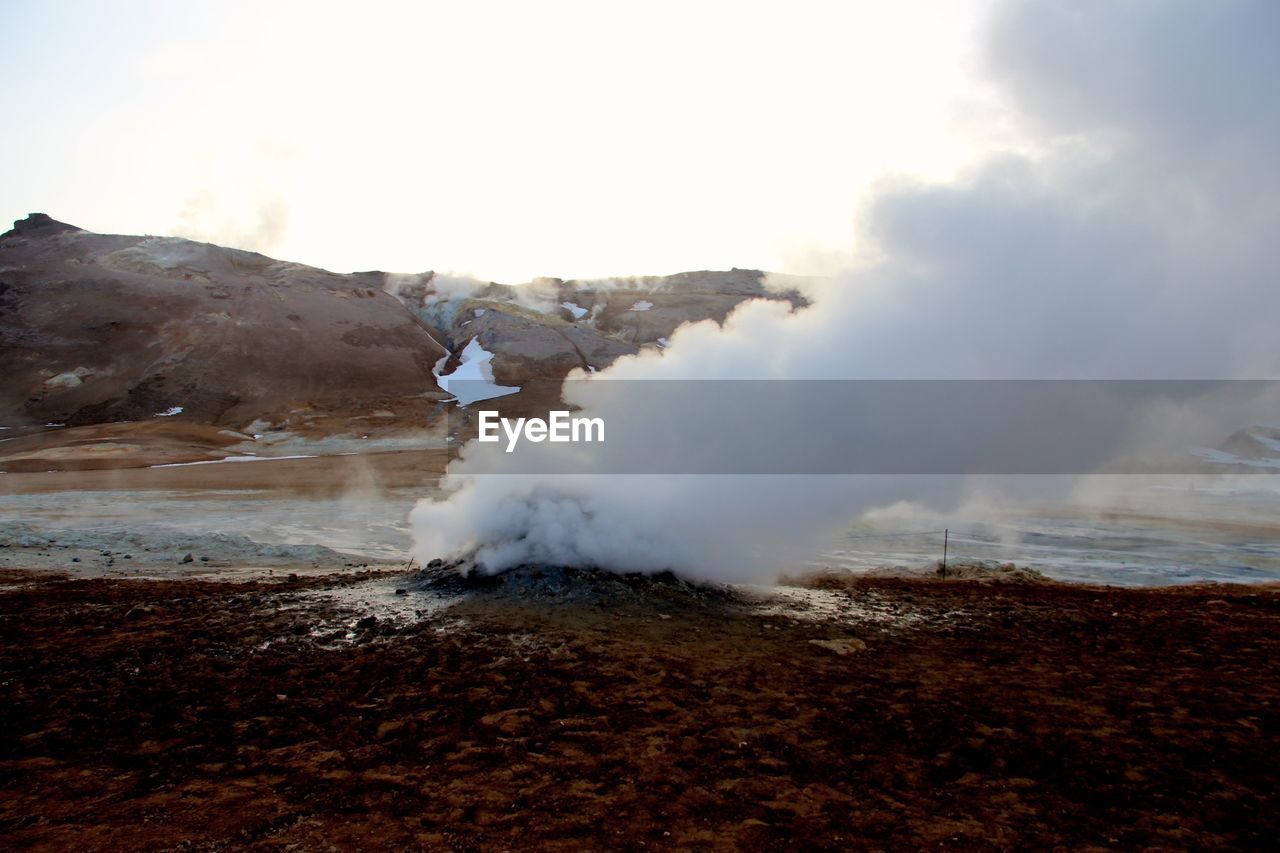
[410,0,1280,582]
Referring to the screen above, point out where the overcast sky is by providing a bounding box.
[1,0,1005,281]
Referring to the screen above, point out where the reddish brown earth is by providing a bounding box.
[0,215,451,431]
[1,571,1278,850]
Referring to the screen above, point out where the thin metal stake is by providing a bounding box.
[941,528,949,577]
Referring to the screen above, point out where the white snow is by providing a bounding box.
[474,308,486,317]
[629,300,653,312]
[436,338,521,407]
[155,406,184,417]
[150,454,317,469]
[656,337,670,348]
[1190,446,1280,470]
[561,301,588,320]
[1248,430,1280,454]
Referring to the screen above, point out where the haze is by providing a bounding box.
[0,0,1000,282]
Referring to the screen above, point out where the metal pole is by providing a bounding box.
[942,528,949,577]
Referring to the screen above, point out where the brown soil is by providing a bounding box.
[0,448,449,497]
[1,571,1278,850]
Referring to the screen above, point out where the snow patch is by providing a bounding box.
[561,301,588,320]
[1247,430,1280,454]
[435,338,521,407]
[629,300,653,312]
[155,406,184,417]
[150,454,317,468]
[1191,447,1280,470]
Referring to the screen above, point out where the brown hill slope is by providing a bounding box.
[0,214,450,428]
[0,214,806,469]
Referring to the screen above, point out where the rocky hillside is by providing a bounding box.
[0,214,450,428]
[0,214,801,468]
[383,267,805,387]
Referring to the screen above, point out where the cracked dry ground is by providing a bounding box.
[1,570,1278,850]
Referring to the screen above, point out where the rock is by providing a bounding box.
[478,708,533,735]
[808,638,868,656]
[376,720,406,739]
[181,553,194,564]
[125,604,158,620]
[1,213,81,240]
[355,615,378,631]
[934,561,1050,583]
[395,588,408,596]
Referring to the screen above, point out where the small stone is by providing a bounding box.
[808,638,868,656]
[395,588,408,596]
[181,553,194,564]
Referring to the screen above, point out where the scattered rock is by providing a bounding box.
[376,720,406,739]
[929,561,1051,583]
[181,553,194,564]
[808,638,868,656]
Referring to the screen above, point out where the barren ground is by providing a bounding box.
[2,568,1277,850]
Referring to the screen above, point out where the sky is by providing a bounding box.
[1,0,1005,281]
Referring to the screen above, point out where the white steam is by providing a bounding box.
[410,0,1280,582]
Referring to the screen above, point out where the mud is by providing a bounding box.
[2,570,1277,849]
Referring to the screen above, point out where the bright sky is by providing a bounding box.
[1,0,1008,282]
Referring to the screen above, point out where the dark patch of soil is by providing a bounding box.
[414,561,739,612]
[1,569,1278,849]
